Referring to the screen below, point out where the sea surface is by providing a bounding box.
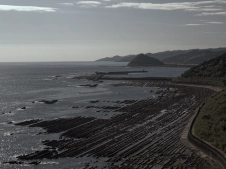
[0,62,189,169]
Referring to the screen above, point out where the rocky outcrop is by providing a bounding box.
[38,100,58,104]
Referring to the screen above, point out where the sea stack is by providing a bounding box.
[127,53,164,67]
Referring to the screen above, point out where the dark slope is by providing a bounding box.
[163,50,226,64]
[182,52,226,78]
[194,89,226,154]
[175,52,226,86]
[127,54,164,67]
[191,53,226,154]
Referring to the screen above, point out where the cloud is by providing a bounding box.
[185,24,205,26]
[184,21,224,26]
[77,1,101,7]
[203,31,226,34]
[60,3,74,6]
[194,0,226,5]
[187,7,223,11]
[207,21,224,24]
[107,2,198,10]
[197,11,226,15]
[0,5,56,12]
[106,1,225,12]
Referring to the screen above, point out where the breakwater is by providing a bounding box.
[95,70,148,75]
[101,76,172,81]
[73,71,172,81]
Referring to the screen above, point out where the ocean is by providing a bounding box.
[0,62,188,169]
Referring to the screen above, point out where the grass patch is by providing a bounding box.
[194,88,226,153]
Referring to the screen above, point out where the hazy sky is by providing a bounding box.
[0,0,226,61]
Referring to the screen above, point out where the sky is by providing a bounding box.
[0,0,226,62]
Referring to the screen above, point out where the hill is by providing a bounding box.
[186,52,226,154]
[163,49,226,65]
[174,52,226,155]
[194,88,226,153]
[182,52,226,78]
[127,54,164,67]
[174,52,226,86]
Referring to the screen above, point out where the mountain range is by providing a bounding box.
[96,47,226,65]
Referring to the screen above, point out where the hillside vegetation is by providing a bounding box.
[176,51,226,153]
[194,88,226,153]
[174,52,226,86]
[127,54,164,67]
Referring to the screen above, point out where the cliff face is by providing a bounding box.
[127,54,164,67]
[182,52,226,78]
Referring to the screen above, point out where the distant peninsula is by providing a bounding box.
[127,54,164,67]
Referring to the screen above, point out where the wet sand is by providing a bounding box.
[14,80,221,168]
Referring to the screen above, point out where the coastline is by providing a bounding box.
[10,80,222,168]
[177,82,226,168]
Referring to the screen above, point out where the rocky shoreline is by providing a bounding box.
[11,80,222,169]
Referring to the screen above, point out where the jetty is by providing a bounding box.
[73,70,172,81]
